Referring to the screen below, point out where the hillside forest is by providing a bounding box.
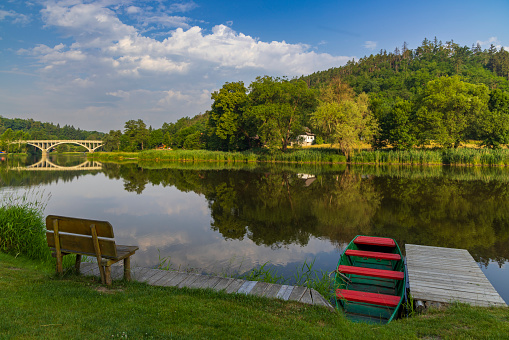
[1,38,509,158]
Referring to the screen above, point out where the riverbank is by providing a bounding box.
[87,148,509,167]
[2,253,508,339]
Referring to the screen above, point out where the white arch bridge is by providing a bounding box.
[24,140,103,155]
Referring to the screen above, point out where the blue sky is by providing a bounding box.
[1,0,508,131]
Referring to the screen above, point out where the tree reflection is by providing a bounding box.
[15,160,507,265]
[99,163,509,264]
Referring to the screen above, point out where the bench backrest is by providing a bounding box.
[46,215,118,258]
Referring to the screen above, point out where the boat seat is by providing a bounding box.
[337,265,404,280]
[345,249,401,261]
[354,236,396,247]
[336,289,401,307]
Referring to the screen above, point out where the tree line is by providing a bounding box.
[0,116,104,153]
[103,38,509,156]
[3,38,509,157]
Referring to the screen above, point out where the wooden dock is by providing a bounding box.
[406,244,506,307]
[79,263,334,310]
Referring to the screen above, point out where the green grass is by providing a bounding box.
[90,149,347,164]
[1,253,508,339]
[90,148,509,167]
[0,188,51,260]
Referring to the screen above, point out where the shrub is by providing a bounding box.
[0,189,51,261]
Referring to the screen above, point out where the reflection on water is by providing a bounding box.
[1,155,508,303]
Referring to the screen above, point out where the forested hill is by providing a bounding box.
[0,116,105,140]
[301,38,509,96]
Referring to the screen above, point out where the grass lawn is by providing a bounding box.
[1,253,508,339]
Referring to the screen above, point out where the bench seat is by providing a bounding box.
[337,265,404,280]
[354,236,396,247]
[345,249,401,261]
[336,289,401,307]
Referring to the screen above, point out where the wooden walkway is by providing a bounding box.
[406,244,506,307]
[80,263,334,310]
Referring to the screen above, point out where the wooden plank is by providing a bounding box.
[152,271,182,285]
[195,276,223,289]
[299,289,313,304]
[407,273,499,288]
[354,236,395,247]
[130,267,150,281]
[345,249,401,261]
[288,286,307,301]
[263,284,282,298]
[225,279,245,294]
[46,215,114,238]
[145,270,171,285]
[407,268,488,280]
[186,275,215,289]
[47,232,117,258]
[310,289,333,309]
[338,265,404,280]
[249,282,271,297]
[177,274,201,288]
[407,260,485,270]
[408,279,498,293]
[276,285,294,300]
[136,268,161,283]
[410,289,505,306]
[410,282,503,299]
[212,278,236,292]
[161,272,190,287]
[237,281,257,294]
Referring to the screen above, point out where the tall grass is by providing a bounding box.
[0,188,51,260]
[102,149,348,164]
[351,148,509,166]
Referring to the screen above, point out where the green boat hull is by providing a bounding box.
[334,235,406,324]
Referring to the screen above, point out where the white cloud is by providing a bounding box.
[364,40,377,50]
[12,0,353,131]
[0,9,30,24]
[476,37,509,51]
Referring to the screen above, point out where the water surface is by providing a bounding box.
[1,154,508,304]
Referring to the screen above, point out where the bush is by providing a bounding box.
[0,189,51,261]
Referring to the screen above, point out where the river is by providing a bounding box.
[1,154,508,304]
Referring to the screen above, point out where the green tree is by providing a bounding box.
[1,128,15,153]
[103,130,122,152]
[415,76,490,148]
[208,82,249,151]
[386,99,416,149]
[183,131,203,150]
[247,76,317,151]
[479,89,509,148]
[124,119,149,151]
[310,81,378,159]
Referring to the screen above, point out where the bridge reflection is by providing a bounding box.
[14,155,102,171]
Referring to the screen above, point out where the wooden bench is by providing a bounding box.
[345,249,401,261]
[46,215,139,285]
[336,289,401,307]
[337,265,404,280]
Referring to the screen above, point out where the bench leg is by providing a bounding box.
[56,254,63,275]
[105,266,112,285]
[75,254,82,272]
[124,257,131,281]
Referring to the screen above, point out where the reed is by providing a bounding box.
[0,188,51,260]
[351,148,509,166]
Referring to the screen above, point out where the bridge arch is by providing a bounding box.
[24,140,103,155]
